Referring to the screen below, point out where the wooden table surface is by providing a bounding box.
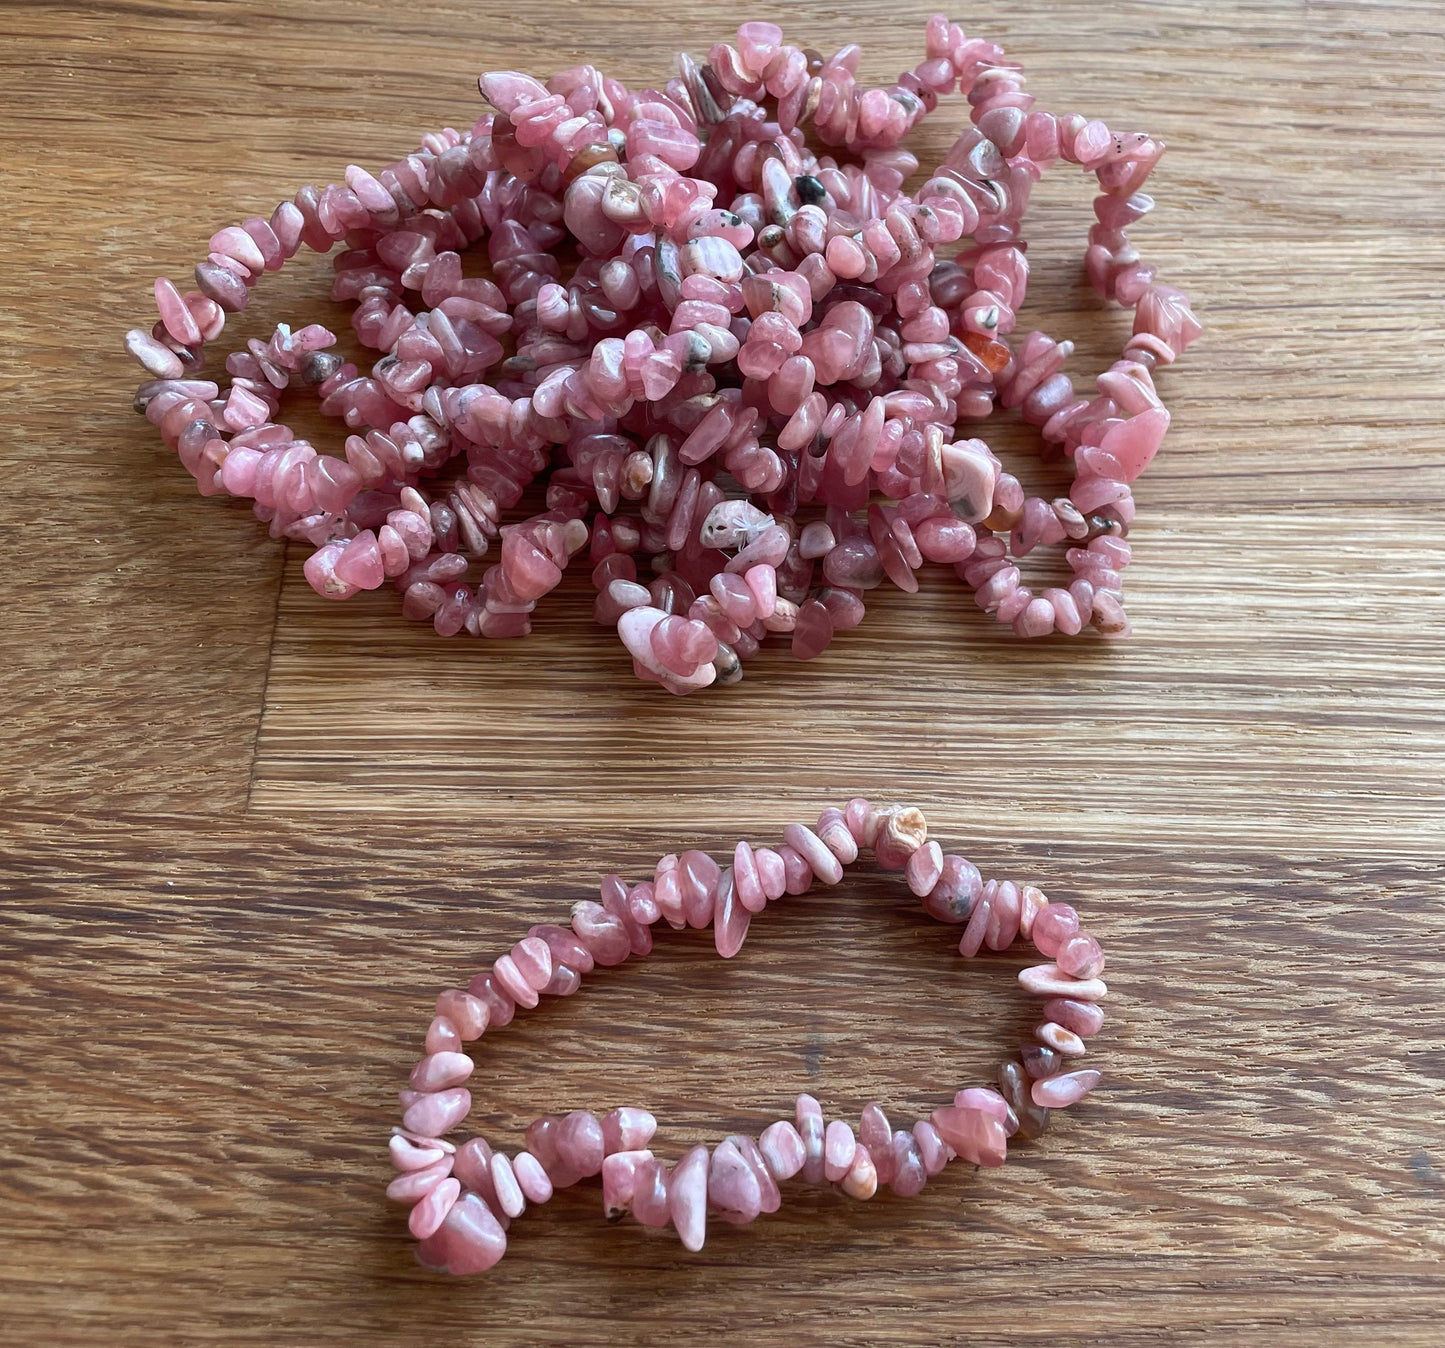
[4,0,1444,1342]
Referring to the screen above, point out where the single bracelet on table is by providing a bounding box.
[387,799,1109,1275]
[125,15,1200,693]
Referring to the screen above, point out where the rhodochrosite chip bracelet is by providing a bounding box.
[389,801,1109,1275]
[125,16,1200,694]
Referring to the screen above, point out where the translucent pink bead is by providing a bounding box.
[401,1087,472,1137]
[1031,1068,1102,1108]
[709,1138,763,1222]
[669,1145,709,1251]
[1043,997,1106,1038]
[512,1150,554,1203]
[408,1176,460,1238]
[796,1094,825,1183]
[601,1107,657,1154]
[823,1119,857,1182]
[906,840,944,896]
[714,866,750,958]
[602,1148,654,1219]
[1031,903,1080,957]
[929,1106,1007,1167]
[415,1192,507,1275]
[631,1158,671,1227]
[555,1110,605,1177]
[758,1120,807,1180]
[754,846,787,901]
[782,822,843,885]
[386,1156,452,1203]
[409,1052,474,1092]
[1057,930,1106,979]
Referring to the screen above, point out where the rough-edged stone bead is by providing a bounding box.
[542,964,581,997]
[386,1156,453,1204]
[728,1134,781,1213]
[844,797,874,845]
[410,1051,475,1092]
[571,900,631,965]
[409,1176,461,1239]
[929,1106,1007,1167]
[415,1191,507,1275]
[528,923,595,976]
[954,1086,1018,1136]
[777,844,813,894]
[1044,997,1106,1038]
[859,1103,894,1184]
[510,935,554,990]
[452,1137,497,1203]
[402,1087,472,1137]
[493,952,540,1009]
[434,989,489,1041]
[632,1157,671,1227]
[873,807,927,869]
[733,840,768,913]
[759,1119,806,1181]
[816,807,859,864]
[154,277,203,346]
[424,1015,462,1055]
[556,1110,605,1177]
[906,840,944,896]
[797,1094,825,1182]
[709,1138,764,1223]
[840,1142,878,1199]
[679,848,721,927]
[1019,885,1049,939]
[512,1150,553,1204]
[912,1119,953,1174]
[705,858,746,956]
[755,847,787,900]
[390,1133,448,1173]
[1058,930,1106,979]
[923,853,982,923]
[1032,1068,1102,1108]
[1037,1021,1087,1056]
[652,854,685,929]
[125,328,184,379]
[1021,1043,1064,1080]
[823,1118,857,1181]
[985,879,1023,950]
[464,974,514,1030]
[627,883,660,927]
[194,259,250,312]
[602,1148,654,1220]
[890,1129,928,1196]
[1019,963,1108,1001]
[783,822,844,884]
[490,1152,526,1218]
[601,874,652,957]
[1032,903,1080,957]
[602,1107,657,1154]
[524,1114,580,1189]
[669,1145,710,1251]
[210,225,266,273]
[998,1060,1050,1139]
[959,884,993,958]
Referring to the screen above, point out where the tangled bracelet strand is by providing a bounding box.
[125,15,1200,695]
[388,800,1108,1275]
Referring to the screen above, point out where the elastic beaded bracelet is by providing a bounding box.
[127,15,1200,688]
[387,800,1109,1275]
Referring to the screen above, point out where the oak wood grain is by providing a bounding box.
[2,0,1444,1342]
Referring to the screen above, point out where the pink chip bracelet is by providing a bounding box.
[388,800,1109,1275]
[125,16,1199,693]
